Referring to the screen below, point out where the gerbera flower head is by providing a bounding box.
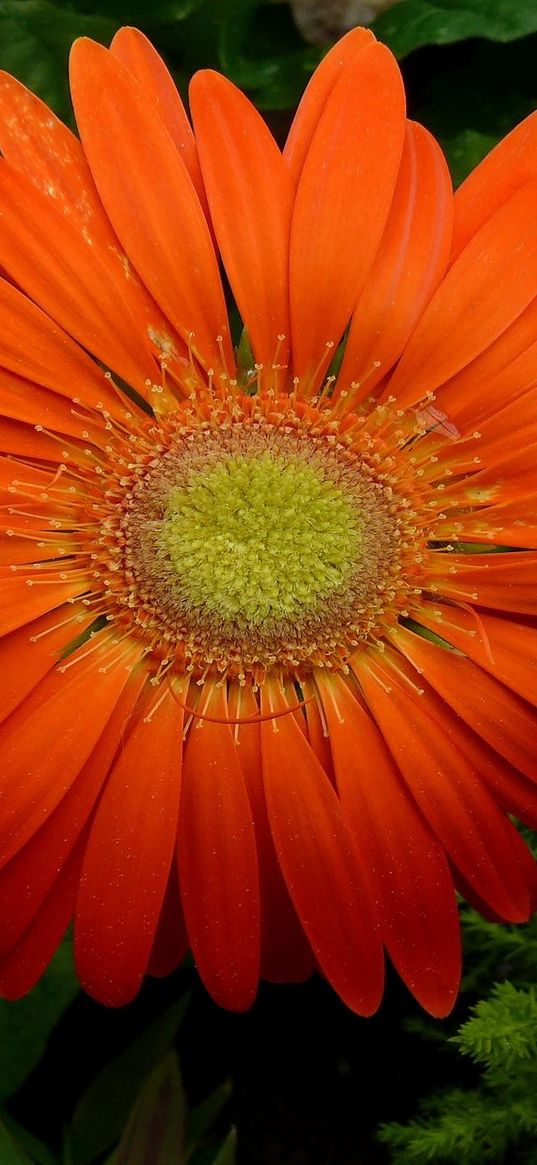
[0,25,536,1019]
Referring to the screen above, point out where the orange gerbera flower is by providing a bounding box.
[0,26,536,1020]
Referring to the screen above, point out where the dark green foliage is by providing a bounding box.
[378,879,537,1164]
[372,0,537,57]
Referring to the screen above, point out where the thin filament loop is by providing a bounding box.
[167,675,313,725]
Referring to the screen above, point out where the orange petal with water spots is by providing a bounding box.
[231,684,314,985]
[0,575,86,638]
[76,680,185,1006]
[0,833,84,1000]
[0,606,94,723]
[414,603,537,708]
[0,666,146,958]
[178,684,260,1010]
[260,681,384,1016]
[426,549,537,615]
[0,636,139,868]
[392,624,537,783]
[318,672,460,1016]
[355,648,531,922]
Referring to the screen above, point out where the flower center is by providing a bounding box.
[160,452,362,625]
[108,395,417,683]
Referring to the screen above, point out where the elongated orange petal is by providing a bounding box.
[392,625,537,782]
[0,369,100,439]
[0,667,146,958]
[0,637,140,867]
[147,866,188,979]
[284,27,374,187]
[190,70,293,374]
[231,685,314,984]
[433,295,537,424]
[0,163,161,395]
[0,607,94,723]
[386,181,537,407]
[70,38,233,375]
[0,70,187,387]
[0,576,85,637]
[452,110,537,260]
[76,680,185,1006]
[260,681,384,1016]
[178,684,260,1010]
[336,121,453,401]
[355,649,531,922]
[427,549,537,615]
[111,27,207,206]
[289,41,405,388]
[0,275,122,414]
[0,833,84,1000]
[414,603,537,708]
[318,672,460,1016]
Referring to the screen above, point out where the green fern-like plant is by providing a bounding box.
[378,982,537,1163]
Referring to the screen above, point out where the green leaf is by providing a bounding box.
[0,0,120,121]
[185,1081,232,1159]
[114,1053,185,1165]
[1,1117,57,1165]
[0,941,79,1102]
[411,37,536,185]
[69,995,189,1165]
[0,1116,38,1165]
[211,1129,237,1165]
[373,0,537,59]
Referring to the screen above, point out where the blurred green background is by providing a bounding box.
[0,2,536,1162]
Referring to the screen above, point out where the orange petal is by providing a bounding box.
[190,70,293,373]
[0,576,86,638]
[426,549,537,616]
[0,275,123,414]
[433,295,537,425]
[355,648,531,922]
[178,683,260,1010]
[318,672,460,1016]
[0,417,66,461]
[0,162,161,396]
[392,624,537,783]
[0,665,146,958]
[75,680,185,1006]
[0,70,187,391]
[70,38,233,375]
[0,636,139,867]
[230,684,314,985]
[0,606,94,722]
[0,368,103,440]
[110,27,207,207]
[289,41,406,388]
[452,110,537,259]
[414,603,537,708]
[386,181,537,407]
[0,833,84,1000]
[147,865,188,979]
[335,120,453,402]
[260,680,384,1016]
[284,27,375,187]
